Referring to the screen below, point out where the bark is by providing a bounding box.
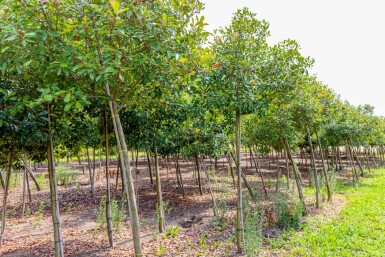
[154,145,165,233]
[194,156,203,195]
[315,128,331,201]
[284,138,305,208]
[0,170,5,190]
[230,151,254,197]
[347,144,358,184]
[146,150,154,185]
[226,154,236,188]
[0,149,13,247]
[349,139,364,176]
[175,155,185,196]
[106,82,142,256]
[86,147,95,198]
[201,161,218,216]
[235,109,244,254]
[284,149,290,189]
[21,158,28,218]
[250,147,268,196]
[46,105,64,257]
[104,112,114,247]
[307,127,320,208]
[27,168,41,191]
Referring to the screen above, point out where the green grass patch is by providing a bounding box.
[269,169,385,257]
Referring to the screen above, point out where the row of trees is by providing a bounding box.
[1,1,384,256]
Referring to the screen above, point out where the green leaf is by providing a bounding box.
[162,13,168,23]
[64,103,73,112]
[1,46,9,53]
[22,40,26,47]
[89,4,102,13]
[24,60,33,67]
[201,53,212,61]
[64,93,71,103]
[75,102,82,109]
[146,22,153,30]
[43,94,53,102]
[109,0,120,15]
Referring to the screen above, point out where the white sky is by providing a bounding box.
[201,0,385,116]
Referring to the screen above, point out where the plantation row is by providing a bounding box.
[1,1,384,256]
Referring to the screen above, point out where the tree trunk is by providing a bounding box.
[226,154,236,188]
[307,127,320,208]
[106,83,142,256]
[175,155,185,196]
[230,152,254,197]
[235,109,244,254]
[104,112,114,247]
[194,156,203,195]
[146,150,154,185]
[46,105,64,257]
[349,139,364,176]
[21,157,28,218]
[315,128,331,201]
[201,159,218,216]
[0,149,13,247]
[0,170,5,190]
[86,147,95,198]
[284,138,305,208]
[250,147,268,196]
[154,145,165,233]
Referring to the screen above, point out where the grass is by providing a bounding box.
[268,168,385,257]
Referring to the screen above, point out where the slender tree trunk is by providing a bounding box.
[104,112,114,247]
[0,170,5,190]
[153,145,165,233]
[194,156,203,195]
[115,156,120,191]
[27,169,40,191]
[21,157,28,218]
[175,155,185,196]
[284,138,305,208]
[307,127,320,208]
[86,147,95,198]
[0,149,13,247]
[349,139,364,176]
[235,109,244,254]
[250,147,268,196]
[46,105,64,257]
[347,144,358,184]
[146,150,154,185]
[315,128,331,201]
[26,165,32,203]
[230,152,254,197]
[201,159,218,216]
[106,83,142,256]
[226,154,236,188]
[365,147,372,172]
[284,149,290,189]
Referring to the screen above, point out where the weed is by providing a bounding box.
[155,245,165,256]
[199,232,208,249]
[163,225,179,238]
[96,197,126,232]
[35,173,47,189]
[275,193,304,230]
[56,166,78,186]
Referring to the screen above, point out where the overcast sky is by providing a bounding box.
[201,0,385,116]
